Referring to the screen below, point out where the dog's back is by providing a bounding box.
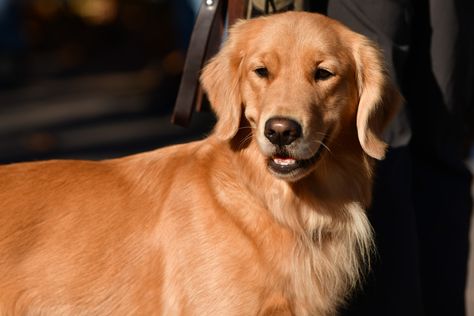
[0,142,198,314]
[0,140,287,315]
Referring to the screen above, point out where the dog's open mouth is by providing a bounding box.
[267,150,323,175]
[266,130,331,178]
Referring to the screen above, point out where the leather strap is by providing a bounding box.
[172,0,226,126]
[172,0,248,126]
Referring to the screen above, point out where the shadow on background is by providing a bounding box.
[0,0,215,164]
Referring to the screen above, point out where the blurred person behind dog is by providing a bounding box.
[321,0,474,315]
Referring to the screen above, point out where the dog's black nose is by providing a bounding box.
[264,117,302,146]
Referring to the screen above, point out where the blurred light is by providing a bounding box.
[32,0,62,20]
[69,0,117,25]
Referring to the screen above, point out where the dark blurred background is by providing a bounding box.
[0,0,214,164]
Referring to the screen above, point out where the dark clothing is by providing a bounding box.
[323,0,474,315]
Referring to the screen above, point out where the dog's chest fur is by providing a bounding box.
[266,195,371,315]
[214,170,371,315]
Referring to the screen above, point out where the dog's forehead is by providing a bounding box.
[244,13,348,59]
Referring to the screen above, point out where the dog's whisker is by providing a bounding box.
[238,126,255,131]
[307,137,332,154]
[238,133,254,147]
[316,140,332,153]
[314,132,328,136]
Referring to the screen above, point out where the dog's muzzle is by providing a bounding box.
[262,117,328,180]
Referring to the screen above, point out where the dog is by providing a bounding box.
[0,12,401,315]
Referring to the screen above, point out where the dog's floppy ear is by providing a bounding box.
[201,21,247,141]
[353,36,402,160]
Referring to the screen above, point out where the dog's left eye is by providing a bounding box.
[254,67,269,78]
[314,68,334,81]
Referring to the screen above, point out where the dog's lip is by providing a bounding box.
[267,149,323,175]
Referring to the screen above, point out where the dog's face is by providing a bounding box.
[202,12,401,182]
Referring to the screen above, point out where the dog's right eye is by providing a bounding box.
[314,68,334,81]
[254,67,269,78]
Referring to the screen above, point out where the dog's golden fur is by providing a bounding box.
[0,12,400,315]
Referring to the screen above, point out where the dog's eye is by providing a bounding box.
[254,67,269,78]
[314,68,334,81]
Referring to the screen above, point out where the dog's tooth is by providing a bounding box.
[274,158,296,166]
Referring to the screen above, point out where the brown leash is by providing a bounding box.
[171,0,249,127]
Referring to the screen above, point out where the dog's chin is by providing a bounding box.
[266,147,324,182]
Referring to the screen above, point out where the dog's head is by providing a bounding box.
[201,12,401,182]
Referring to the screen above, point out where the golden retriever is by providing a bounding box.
[0,12,401,315]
